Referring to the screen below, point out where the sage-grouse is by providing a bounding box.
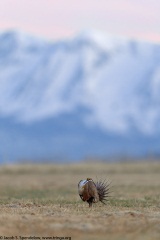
[78,178,110,207]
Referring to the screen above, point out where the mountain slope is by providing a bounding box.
[0,30,160,161]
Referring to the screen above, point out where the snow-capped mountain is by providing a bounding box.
[0,30,160,162]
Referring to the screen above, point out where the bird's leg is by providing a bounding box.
[88,197,94,207]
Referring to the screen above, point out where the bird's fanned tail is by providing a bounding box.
[95,179,111,204]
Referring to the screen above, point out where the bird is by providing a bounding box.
[78,177,110,207]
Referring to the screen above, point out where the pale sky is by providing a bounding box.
[0,0,160,42]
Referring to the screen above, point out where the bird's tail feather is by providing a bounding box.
[95,179,111,204]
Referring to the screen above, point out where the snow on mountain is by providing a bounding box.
[0,30,160,161]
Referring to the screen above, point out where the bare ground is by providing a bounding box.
[0,161,159,240]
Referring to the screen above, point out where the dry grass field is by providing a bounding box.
[0,161,159,240]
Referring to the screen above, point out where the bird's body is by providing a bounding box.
[78,178,110,207]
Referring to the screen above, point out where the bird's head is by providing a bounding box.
[87,178,93,181]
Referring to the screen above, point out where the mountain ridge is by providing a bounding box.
[0,30,160,161]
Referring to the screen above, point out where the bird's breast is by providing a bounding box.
[78,180,88,194]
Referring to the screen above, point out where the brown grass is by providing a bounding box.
[0,161,160,240]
